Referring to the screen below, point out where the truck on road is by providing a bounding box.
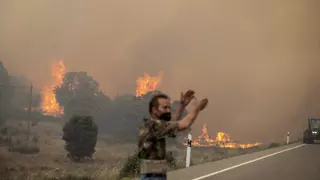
[303,118,320,144]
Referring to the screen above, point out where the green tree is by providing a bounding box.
[55,71,112,119]
[55,72,100,106]
[62,115,98,161]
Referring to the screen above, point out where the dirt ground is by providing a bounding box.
[0,120,270,180]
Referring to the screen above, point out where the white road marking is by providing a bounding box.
[191,144,306,180]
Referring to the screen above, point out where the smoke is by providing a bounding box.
[0,0,320,142]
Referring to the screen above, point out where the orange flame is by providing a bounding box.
[41,60,65,116]
[184,124,262,148]
[136,72,163,97]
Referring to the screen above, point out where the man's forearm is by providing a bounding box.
[171,102,185,121]
[178,108,200,130]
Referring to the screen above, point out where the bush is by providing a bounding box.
[118,151,177,179]
[7,136,40,154]
[268,142,281,149]
[166,151,177,168]
[8,145,40,154]
[62,115,98,161]
[2,124,40,154]
[118,151,140,179]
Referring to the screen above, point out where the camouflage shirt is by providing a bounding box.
[138,119,179,160]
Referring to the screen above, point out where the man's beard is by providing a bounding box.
[159,113,172,121]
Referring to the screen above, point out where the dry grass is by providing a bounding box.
[0,120,292,180]
[1,120,190,180]
[0,120,129,180]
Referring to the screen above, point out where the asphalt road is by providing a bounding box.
[168,143,320,180]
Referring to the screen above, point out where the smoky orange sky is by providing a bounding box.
[1,0,320,143]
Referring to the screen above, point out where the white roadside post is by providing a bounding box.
[186,134,192,168]
[286,132,290,144]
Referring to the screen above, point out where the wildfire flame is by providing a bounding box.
[185,124,262,148]
[136,72,163,97]
[40,60,65,116]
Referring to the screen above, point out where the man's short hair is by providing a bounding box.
[149,93,170,114]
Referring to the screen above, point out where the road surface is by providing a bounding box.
[168,143,320,180]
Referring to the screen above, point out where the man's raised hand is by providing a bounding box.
[197,98,208,111]
[192,97,208,111]
[176,97,209,130]
[180,90,195,107]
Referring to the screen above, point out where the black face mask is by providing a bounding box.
[159,112,172,121]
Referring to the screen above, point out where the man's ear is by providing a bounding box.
[152,106,158,114]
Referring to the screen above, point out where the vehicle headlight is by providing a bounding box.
[312,131,317,134]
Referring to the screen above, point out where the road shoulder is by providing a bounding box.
[168,142,304,180]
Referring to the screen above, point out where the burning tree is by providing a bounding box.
[62,115,98,161]
[135,72,163,97]
[54,71,111,119]
[41,60,65,116]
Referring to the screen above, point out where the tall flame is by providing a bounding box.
[136,72,163,97]
[41,60,65,116]
[185,124,262,148]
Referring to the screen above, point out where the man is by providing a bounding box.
[138,90,208,180]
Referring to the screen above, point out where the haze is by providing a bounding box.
[0,0,320,143]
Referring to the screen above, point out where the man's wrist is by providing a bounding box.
[179,101,186,107]
[194,106,201,113]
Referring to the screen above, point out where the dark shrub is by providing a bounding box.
[62,115,98,161]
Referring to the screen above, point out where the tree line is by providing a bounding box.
[0,60,187,141]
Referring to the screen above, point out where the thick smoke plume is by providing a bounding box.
[0,0,320,142]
